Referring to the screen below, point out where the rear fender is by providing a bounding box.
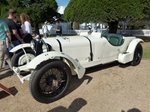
[27,51,86,79]
[10,44,31,53]
[118,38,143,64]
[126,38,143,61]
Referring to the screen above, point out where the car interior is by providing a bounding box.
[101,33,124,46]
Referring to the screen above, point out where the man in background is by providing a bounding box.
[53,20,62,37]
[0,18,12,71]
[42,22,49,38]
[5,9,24,47]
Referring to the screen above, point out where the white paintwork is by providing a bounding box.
[10,43,36,83]
[13,66,30,83]
[10,43,31,53]
[18,53,35,65]
[118,52,133,64]
[28,33,143,77]
[13,32,143,82]
[126,38,144,54]
[27,51,86,79]
[118,38,143,63]
[125,38,143,61]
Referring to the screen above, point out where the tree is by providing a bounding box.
[141,0,150,20]
[64,0,145,33]
[22,0,58,34]
[0,0,24,19]
[0,0,58,34]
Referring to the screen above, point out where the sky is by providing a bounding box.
[56,0,70,6]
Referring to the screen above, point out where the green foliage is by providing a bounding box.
[0,0,58,34]
[64,0,145,23]
[0,0,23,19]
[141,0,150,20]
[143,48,150,59]
[64,0,88,22]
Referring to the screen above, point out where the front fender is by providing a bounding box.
[10,44,31,53]
[27,51,86,79]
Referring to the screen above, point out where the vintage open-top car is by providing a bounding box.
[10,32,143,103]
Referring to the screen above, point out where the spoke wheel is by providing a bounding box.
[39,68,67,97]
[29,60,71,103]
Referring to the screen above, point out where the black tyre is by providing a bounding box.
[11,48,35,67]
[29,60,71,103]
[131,43,143,66]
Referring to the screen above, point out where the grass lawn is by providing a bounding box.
[136,36,150,59]
[142,42,150,59]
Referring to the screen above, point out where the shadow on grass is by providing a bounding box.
[48,98,87,112]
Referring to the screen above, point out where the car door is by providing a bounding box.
[101,38,120,64]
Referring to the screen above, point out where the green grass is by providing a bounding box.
[136,36,150,59]
[143,49,150,59]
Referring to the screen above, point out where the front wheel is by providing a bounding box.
[11,48,35,67]
[29,60,71,103]
[131,43,143,66]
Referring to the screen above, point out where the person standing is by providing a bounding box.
[42,22,49,38]
[20,13,32,35]
[53,20,62,37]
[13,17,23,41]
[20,13,33,43]
[5,9,24,47]
[0,18,12,71]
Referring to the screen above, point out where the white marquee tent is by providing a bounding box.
[58,6,66,14]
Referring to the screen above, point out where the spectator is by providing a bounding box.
[20,13,33,43]
[42,22,49,38]
[13,17,23,41]
[53,20,62,37]
[0,18,12,71]
[5,9,24,47]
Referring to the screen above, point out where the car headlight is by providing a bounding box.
[42,44,48,52]
[30,40,35,50]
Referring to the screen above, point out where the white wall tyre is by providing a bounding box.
[131,43,143,66]
[29,60,71,103]
[11,49,35,67]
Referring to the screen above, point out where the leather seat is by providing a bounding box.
[102,33,124,46]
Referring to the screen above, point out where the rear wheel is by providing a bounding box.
[131,43,143,66]
[29,60,71,103]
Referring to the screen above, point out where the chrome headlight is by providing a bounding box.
[42,44,48,52]
[30,40,35,50]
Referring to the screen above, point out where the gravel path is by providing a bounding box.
[0,59,150,112]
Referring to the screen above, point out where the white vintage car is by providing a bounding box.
[10,32,143,103]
